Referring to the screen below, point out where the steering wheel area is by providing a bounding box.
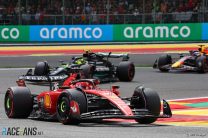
[72,79,96,90]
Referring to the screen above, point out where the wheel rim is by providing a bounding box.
[6,97,10,109]
[57,97,70,120]
[60,101,66,113]
[5,93,13,117]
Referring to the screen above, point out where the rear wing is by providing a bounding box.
[96,52,129,61]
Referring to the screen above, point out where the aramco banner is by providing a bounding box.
[30,25,113,41]
[202,23,208,40]
[113,23,202,41]
[0,23,205,42]
[0,26,29,42]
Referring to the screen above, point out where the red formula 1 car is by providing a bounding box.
[5,73,172,125]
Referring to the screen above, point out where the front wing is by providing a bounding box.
[80,100,172,120]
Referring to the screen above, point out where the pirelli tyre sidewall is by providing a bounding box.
[56,89,87,125]
[34,61,49,76]
[117,61,135,81]
[158,55,172,72]
[131,86,161,124]
[4,87,33,118]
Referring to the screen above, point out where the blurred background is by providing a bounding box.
[0,0,207,25]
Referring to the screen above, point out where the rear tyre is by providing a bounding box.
[34,61,49,75]
[196,56,207,73]
[158,55,172,72]
[57,89,87,125]
[131,86,161,124]
[117,61,135,81]
[4,87,33,118]
[80,64,93,79]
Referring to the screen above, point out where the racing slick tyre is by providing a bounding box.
[131,86,161,124]
[117,61,135,81]
[4,87,33,118]
[196,56,207,73]
[57,89,87,125]
[158,55,172,72]
[80,64,93,79]
[34,61,49,76]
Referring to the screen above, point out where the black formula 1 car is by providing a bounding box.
[153,45,208,73]
[5,73,172,125]
[19,51,135,83]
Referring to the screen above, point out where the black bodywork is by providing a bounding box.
[19,52,135,83]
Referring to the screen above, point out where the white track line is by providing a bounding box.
[0,68,31,71]
[168,97,208,102]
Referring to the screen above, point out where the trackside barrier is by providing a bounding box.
[0,23,207,42]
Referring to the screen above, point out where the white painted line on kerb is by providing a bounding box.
[168,97,208,102]
[0,68,31,71]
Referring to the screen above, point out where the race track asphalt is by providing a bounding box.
[0,53,181,68]
[0,67,207,138]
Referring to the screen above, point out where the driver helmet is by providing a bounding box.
[73,57,86,65]
[192,51,200,56]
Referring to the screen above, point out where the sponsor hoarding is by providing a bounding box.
[30,25,113,41]
[113,23,202,41]
[0,24,206,42]
[0,26,29,42]
[202,23,208,40]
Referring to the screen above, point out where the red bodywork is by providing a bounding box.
[18,73,133,116]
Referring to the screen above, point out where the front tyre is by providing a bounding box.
[158,55,172,72]
[4,87,33,118]
[131,86,161,124]
[56,89,87,125]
